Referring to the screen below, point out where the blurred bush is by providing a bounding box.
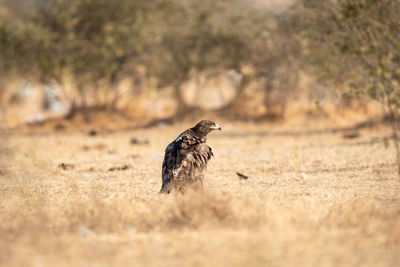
[301,0,400,105]
[0,0,398,121]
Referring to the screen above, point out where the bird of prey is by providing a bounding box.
[160,120,221,193]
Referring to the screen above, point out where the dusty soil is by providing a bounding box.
[1,119,399,266]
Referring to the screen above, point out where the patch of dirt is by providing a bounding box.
[236,172,249,179]
[82,143,107,151]
[1,121,399,267]
[108,165,130,172]
[130,137,149,145]
[58,163,75,170]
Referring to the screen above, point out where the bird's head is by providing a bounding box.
[192,120,221,136]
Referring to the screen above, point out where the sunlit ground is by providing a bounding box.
[1,120,399,266]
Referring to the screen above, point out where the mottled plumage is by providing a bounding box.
[160,120,221,193]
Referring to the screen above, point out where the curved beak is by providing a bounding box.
[210,123,222,131]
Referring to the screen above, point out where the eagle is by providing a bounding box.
[160,120,221,193]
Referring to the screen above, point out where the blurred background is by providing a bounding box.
[0,0,398,129]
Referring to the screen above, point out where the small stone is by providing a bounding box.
[157,121,167,128]
[154,152,162,162]
[88,130,97,136]
[76,225,96,237]
[26,113,44,124]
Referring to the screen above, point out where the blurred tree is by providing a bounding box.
[146,0,248,115]
[146,0,301,119]
[0,0,40,77]
[33,0,155,112]
[300,0,400,173]
[238,6,302,119]
[0,0,313,121]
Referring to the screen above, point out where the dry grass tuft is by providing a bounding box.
[155,192,265,230]
[1,186,264,238]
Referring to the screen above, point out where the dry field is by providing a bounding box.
[1,119,400,267]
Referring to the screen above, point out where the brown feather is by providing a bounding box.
[236,172,249,180]
[160,120,220,194]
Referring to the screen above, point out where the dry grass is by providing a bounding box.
[1,119,400,267]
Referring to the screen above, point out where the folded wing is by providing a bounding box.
[160,132,213,193]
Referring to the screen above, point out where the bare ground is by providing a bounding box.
[1,120,400,267]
